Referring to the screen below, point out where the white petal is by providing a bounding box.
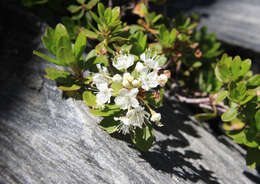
[97,92,108,105]
[97,83,108,91]
[115,96,128,109]
[127,55,135,67]
[135,62,145,73]
[140,53,146,61]
[129,88,139,97]
[118,88,128,97]
[112,74,122,83]
[130,98,139,108]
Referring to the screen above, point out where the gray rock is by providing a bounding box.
[167,0,260,53]
[0,2,260,184]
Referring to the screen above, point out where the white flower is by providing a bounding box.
[115,88,139,109]
[132,79,140,87]
[135,62,148,73]
[114,106,150,134]
[157,74,168,87]
[96,64,108,75]
[140,52,160,70]
[113,54,135,70]
[112,74,122,83]
[96,83,113,105]
[122,72,134,88]
[122,79,131,88]
[123,72,134,82]
[139,71,159,90]
[93,64,109,88]
[93,73,108,89]
[151,112,161,122]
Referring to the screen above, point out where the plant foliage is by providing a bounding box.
[25,0,260,167]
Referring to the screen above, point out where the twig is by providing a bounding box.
[176,93,229,113]
[198,104,227,113]
[176,94,210,104]
[108,0,113,8]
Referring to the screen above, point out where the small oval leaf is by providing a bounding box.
[221,108,238,122]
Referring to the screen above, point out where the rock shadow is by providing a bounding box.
[139,98,220,184]
[243,170,260,184]
[0,2,44,115]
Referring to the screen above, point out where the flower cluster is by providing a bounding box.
[92,51,169,134]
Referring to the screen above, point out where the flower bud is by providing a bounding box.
[157,74,168,87]
[112,74,122,83]
[122,79,130,88]
[151,113,161,122]
[123,72,134,82]
[135,62,145,72]
[132,79,140,87]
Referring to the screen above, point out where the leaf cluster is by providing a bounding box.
[27,0,260,167]
[214,54,260,168]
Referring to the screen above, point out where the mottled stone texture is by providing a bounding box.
[0,2,260,184]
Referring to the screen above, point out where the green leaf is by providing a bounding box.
[82,91,97,107]
[131,31,147,55]
[221,107,238,122]
[99,116,120,134]
[215,64,230,83]
[90,105,121,117]
[246,148,260,169]
[131,124,155,151]
[156,54,167,67]
[239,95,255,105]
[228,127,258,148]
[74,31,87,60]
[77,0,86,4]
[33,50,59,65]
[45,68,71,81]
[215,54,232,83]
[54,24,69,44]
[104,8,112,25]
[56,36,75,66]
[94,55,108,66]
[72,9,85,20]
[229,82,247,102]
[86,0,99,10]
[195,113,216,121]
[230,56,242,80]
[42,27,56,55]
[111,82,123,96]
[67,5,81,13]
[240,59,251,77]
[58,84,81,91]
[90,11,100,24]
[192,61,202,68]
[97,3,105,17]
[57,35,71,52]
[227,129,246,144]
[151,14,162,24]
[81,28,98,39]
[169,28,177,45]
[216,90,228,104]
[247,74,260,87]
[158,26,171,48]
[255,110,260,132]
[57,47,75,67]
[44,68,78,89]
[111,7,120,22]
